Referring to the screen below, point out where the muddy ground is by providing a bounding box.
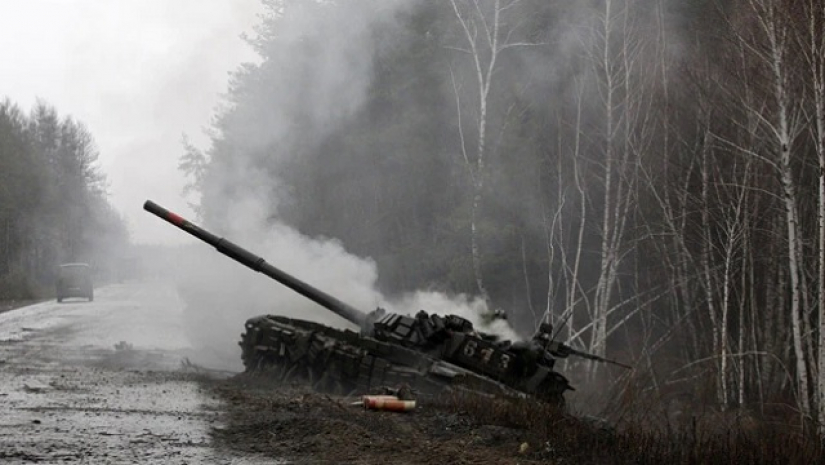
[0,318,271,463]
[208,375,560,465]
[0,287,274,464]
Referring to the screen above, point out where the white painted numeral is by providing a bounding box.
[463,341,477,357]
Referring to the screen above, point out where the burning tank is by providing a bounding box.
[144,200,629,405]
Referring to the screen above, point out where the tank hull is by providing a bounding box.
[239,315,570,405]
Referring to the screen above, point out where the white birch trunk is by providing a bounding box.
[738,227,748,407]
[592,0,615,358]
[748,0,811,416]
[721,228,735,410]
[772,28,811,419]
[449,0,513,305]
[700,126,721,404]
[780,150,809,415]
[566,80,587,347]
[807,0,825,430]
[818,85,825,430]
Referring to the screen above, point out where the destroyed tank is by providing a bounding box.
[144,200,629,405]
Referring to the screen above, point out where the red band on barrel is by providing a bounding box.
[167,212,186,226]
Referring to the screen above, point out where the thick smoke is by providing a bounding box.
[174,0,519,370]
[176,194,518,370]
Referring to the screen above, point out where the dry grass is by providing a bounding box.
[433,391,823,464]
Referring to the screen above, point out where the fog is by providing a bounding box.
[0,0,262,244]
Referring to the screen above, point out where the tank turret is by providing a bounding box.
[144,200,629,404]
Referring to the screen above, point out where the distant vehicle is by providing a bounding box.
[56,263,94,302]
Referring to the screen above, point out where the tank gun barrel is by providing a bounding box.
[143,200,368,328]
[547,341,632,369]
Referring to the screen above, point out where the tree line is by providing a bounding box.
[184,0,825,425]
[0,99,128,299]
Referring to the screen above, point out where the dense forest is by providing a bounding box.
[0,99,128,299]
[181,0,825,426]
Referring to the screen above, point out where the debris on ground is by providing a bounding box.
[22,383,50,393]
[179,357,237,378]
[348,384,419,412]
[353,395,417,412]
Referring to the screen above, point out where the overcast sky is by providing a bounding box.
[0,0,263,244]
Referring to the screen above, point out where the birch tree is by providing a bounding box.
[812,0,825,431]
[797,0,825,428]
[555,78,590,346]
[739,0,811,416]
[448,0,534,306]
[585,0,641,357]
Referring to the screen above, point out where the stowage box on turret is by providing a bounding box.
[144,200,629,405]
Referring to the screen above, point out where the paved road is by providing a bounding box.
[0,281,277,464]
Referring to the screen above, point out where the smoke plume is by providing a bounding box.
[173,0,520,370]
